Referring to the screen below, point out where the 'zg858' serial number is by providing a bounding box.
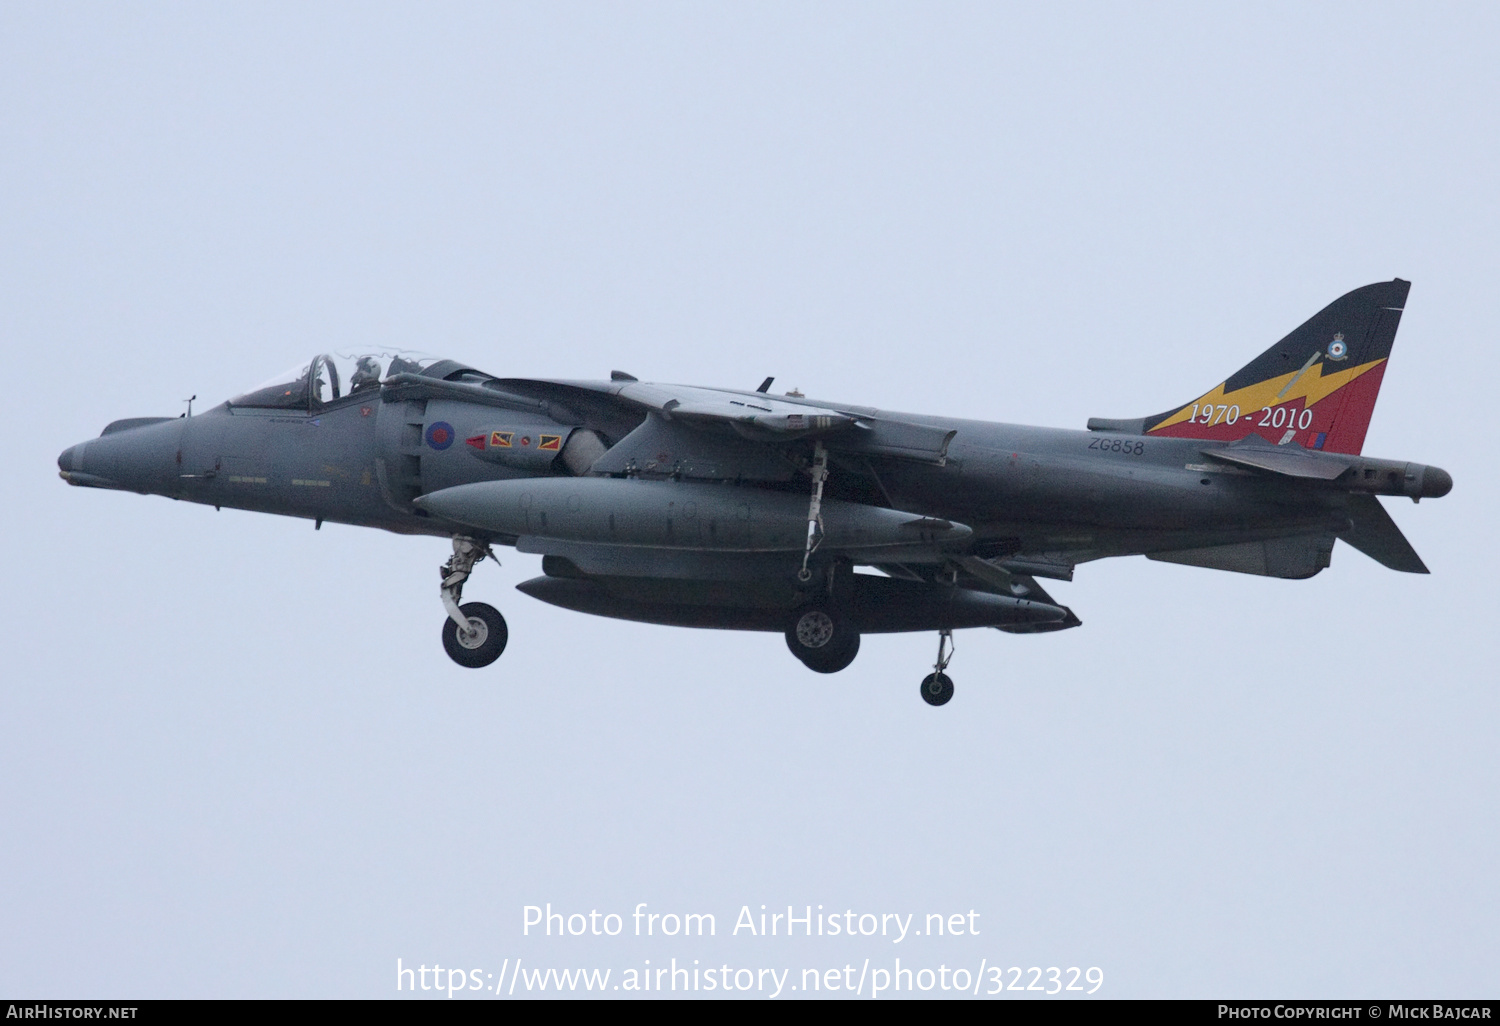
[1087,438,1145,455]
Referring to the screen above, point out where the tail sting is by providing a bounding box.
[1089,279,1409,455]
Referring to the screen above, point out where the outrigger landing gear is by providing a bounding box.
[439,538,507,668]
[920,629,955,706]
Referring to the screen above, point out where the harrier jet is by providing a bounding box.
[59,280,1450,704]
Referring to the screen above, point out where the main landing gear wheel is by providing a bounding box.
[442,601,508,668]
[785,605,861,674]
[920,672,954,706]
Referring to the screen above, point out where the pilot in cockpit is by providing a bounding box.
[350,356,383,393]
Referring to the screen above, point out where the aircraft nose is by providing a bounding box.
[58,444,81,473]
[58,418,184,494]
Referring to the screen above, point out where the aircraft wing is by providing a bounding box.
[612,382,859,438]
[490,377,958,464]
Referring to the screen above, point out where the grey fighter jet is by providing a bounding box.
[59,279,1450,705]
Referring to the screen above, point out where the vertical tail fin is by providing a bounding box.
[1096,280,1409,455]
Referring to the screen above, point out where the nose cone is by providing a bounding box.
[58,444,81,473]
[1421,465,1453,498]
[58,418,183,494]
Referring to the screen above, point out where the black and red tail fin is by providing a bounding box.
[1089,279,1409,455]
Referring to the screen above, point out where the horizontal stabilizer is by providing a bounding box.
[1339,494,1429,573]
[1201,438,1353,480]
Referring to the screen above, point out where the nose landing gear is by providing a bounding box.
[920,629,955,706]
[442,601,508,667]
[439,538,507,668]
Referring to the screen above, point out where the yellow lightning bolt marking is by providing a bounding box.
[1149,357,1385,432]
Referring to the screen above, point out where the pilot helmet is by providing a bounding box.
[351,356,382,385]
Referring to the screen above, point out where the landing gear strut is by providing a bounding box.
[921,629,955,706]
[797,441,829,583]
[786,442,861,672]
[439,538,507,668]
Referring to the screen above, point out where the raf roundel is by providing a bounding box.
[1327,334,1348,361]
[425,421,456,450]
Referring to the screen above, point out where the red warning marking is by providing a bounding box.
[520,437,531,447]
[465,435,485,450]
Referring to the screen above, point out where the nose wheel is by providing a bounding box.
[921,629,956,706]
[439,538,507,668]
[442,601,508,667]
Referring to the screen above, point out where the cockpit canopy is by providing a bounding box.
[230,351,482,410]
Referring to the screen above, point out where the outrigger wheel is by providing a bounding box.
[920,672,954,706]
[785,604,860,674]
[442,601,508,668]
[921,629,956,706]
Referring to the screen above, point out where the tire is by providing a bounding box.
[920,672,954,706]
[442,601,508,668]
[801,632,860,673]
[785,605,860,674]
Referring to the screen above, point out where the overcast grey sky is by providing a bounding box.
[2,1,1496,999]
